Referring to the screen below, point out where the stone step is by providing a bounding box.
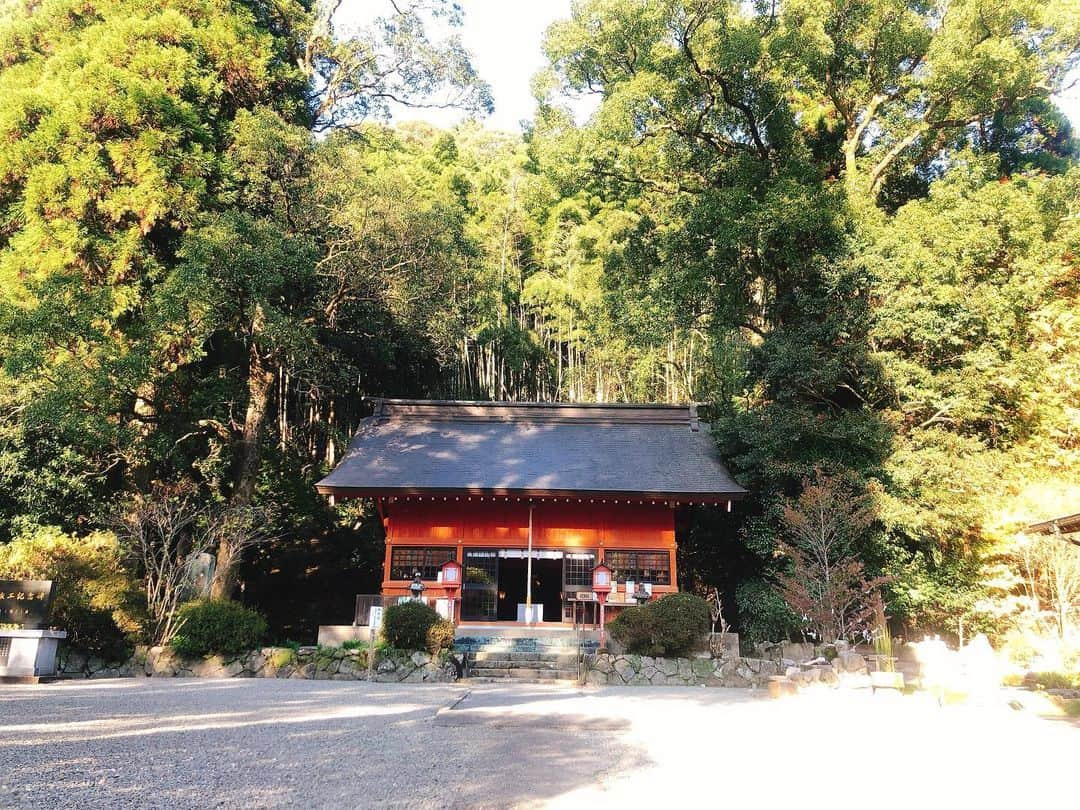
[470,660,576,671]
[461,676,582,686]
[470,651,579,664]
[457,648,591,656]
[465,668,580,681]
[454,637,598,654]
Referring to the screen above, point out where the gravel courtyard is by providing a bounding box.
[1,678,1076,809]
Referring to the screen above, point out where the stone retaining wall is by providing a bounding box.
[584,650,873,688]
[58,645,462,683]
[584,653,782,687]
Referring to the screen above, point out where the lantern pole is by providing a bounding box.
[525,503,534,623]
[599,597,606,650]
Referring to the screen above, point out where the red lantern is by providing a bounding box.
[440,559,463,625]
[591,563,613,649]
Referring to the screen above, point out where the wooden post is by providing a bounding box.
[526,504,534,623]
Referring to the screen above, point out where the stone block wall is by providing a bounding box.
[584,653,782,687]
[58,645,462,683]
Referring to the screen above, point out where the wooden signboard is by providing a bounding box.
[0,580,55,629]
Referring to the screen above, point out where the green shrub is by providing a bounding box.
[0,526,143,660]
[1061,699,1080,717]
[170,600,267,657]
[269,647,296,668]
[609,593,710,657]
[649,592,710,656]
[426,618,456,654]
[1028,671,1080,690]
[609,605,661,655]
[735,579,799,644]
[341,639,366,651]
[382,601,444,651]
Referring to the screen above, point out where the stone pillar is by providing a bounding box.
[0,629,68,683]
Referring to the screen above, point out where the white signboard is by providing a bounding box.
[367,605,384,631]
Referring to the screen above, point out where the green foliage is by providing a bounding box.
[648,593,711,657]
[1028,671,1080,691]
[1001,672,1025,687]
[0,526,143,660]
[608,606,661,656]
[609,593,710,657]
[269,647,297,668]
[340,639,366,651]
[873,625,895,673]
[736,580,799,645]
[1060,699,1080,717]
[425,618,456,654]
[382,601,447,652]
[170,599,267,657]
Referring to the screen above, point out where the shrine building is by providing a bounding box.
[315,399,745,626]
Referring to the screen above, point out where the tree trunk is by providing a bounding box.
[211,336,274,600]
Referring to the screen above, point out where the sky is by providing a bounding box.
[338,0,576,133]
[338,0,1079,135]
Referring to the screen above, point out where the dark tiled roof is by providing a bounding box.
[316,400,746,500]
[1026,512,1080,535]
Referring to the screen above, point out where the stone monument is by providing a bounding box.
[0,579,67,683]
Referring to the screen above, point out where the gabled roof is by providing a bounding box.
[315,399,747,502]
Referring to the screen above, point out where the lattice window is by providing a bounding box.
[604,550,672,585]
[389,547,457,580]
[564,552,597,587]
[0,637,10,667]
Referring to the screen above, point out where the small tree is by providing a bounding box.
[206,503,277,600]
[705,586,731,656]
[115,488,275,646]
[115,488,213,646]
[773,472,889,643]
[707,587,729,637]
[1016,528,1080,640]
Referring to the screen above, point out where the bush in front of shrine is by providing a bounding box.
[609,592,710,657]
[171,599,268,657]
[648,592,711,656]
[608,605,662,656]
[382,601,455,653]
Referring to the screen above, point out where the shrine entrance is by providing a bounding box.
[461,549,567,623]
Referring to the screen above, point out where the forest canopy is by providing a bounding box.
[0,0,1077,646]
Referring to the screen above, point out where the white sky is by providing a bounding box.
[336,0,1079,134]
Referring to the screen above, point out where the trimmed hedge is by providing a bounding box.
[608,605,661,656]
[383,601,455,653]
[171,599,268,657]
[609,592,710,657]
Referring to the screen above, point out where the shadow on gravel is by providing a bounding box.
[0,679,650,809]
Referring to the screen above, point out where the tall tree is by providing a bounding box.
[0,0,308,533]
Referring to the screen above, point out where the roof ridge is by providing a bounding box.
[379,398,692,409]
[376,399,696,426]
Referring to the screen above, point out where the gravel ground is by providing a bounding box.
[1,679,1076,809]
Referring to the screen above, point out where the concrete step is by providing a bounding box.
[460,676,582,686]
[454,635,598,655]
[471,651,579,665]
[465,668,579,681]
[470,660,576,671]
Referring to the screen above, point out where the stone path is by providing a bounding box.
[1,679,1076,809]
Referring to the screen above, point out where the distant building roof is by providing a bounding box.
[315,399,747,502]
[1026,512,1080,539]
